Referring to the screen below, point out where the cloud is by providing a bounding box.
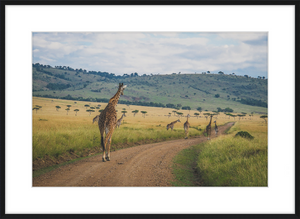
[32,32,268,77]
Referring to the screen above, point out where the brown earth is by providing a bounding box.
[33,122,233,187]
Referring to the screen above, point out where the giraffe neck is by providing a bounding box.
[109,89,122,106]
[208,117,212,126]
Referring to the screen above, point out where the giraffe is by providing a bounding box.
[166,119,181,131]
[98,83,127,162]
[204,115,213,140]
[92,115,100,124]
[184,114,190,139]
[116,113,126,128]
[214,120,218,136]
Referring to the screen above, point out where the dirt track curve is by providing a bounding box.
[33,122,234,187]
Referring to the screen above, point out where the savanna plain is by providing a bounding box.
[32,97,267,186]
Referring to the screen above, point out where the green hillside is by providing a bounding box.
[32,63,268,114]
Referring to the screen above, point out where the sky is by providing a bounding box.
[32,32,268,78]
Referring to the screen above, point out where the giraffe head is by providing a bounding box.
[187,114,190,118]
[177,119,181,123]
[118,83,127,95]
[214,120,216,123]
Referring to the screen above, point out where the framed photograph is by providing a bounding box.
[3,2,298,217]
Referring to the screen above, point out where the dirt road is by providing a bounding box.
[33,122,233,187]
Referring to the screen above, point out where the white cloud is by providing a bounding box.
[32,32,268,77]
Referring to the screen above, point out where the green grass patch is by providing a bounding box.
[197,135,267,186]
[171,122,267,187]
[171,145,203,186]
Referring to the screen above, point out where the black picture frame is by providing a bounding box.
[1,1,299,218]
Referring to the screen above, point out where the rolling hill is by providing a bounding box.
[32,63,268,114]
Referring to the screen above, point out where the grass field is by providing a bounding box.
[172,120,268,186]
[33,97,267,186]
[33,97,232,161]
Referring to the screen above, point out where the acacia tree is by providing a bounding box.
[194,112,200,119]
[32,107,40,114]
[176,112,183,117]
[36,105,42,111]
[237,114,245,120]
[86,109,95,116]
[182,106,191,111]
[141,111,147,118]
[84,104,90,109]
[260,115,268,124]
[65,108,70,115]
[74,109,79,116]
[197,107,202,115]
[203,113,210,120]
[121,110,127,115]
[55,106,61,111]
[172,110,177,116]
[132,110,139,117]
[67,105,72,108]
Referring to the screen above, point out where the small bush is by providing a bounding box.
[235,131,254,140]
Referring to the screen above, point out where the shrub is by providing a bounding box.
[235,131,254,140]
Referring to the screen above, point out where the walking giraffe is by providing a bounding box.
[204,115,213,140]
[98,83,127,162]
[166,119,181,131]
[116,113,126,128]
[184,114,190,139]
[214,120,218,136]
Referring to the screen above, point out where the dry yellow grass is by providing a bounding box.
[32,97,265,160]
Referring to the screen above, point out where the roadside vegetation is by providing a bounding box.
[172,120,268,186]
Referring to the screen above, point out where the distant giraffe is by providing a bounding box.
[116,113,126,128]
[204,115,213,140]
[93,115,100,124]
[214,120,218,136]
[184,114,190,139]
[166,119,181,131]
[98,83,127,162]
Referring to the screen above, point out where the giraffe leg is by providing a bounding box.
[106,136,112,161]
[101,136,106,162]
[186,129,189,139]
[100,130,106,162]
[104,127,115,161]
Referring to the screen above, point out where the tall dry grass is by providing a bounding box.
[32,97,265,162]
[32,97,218,160]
